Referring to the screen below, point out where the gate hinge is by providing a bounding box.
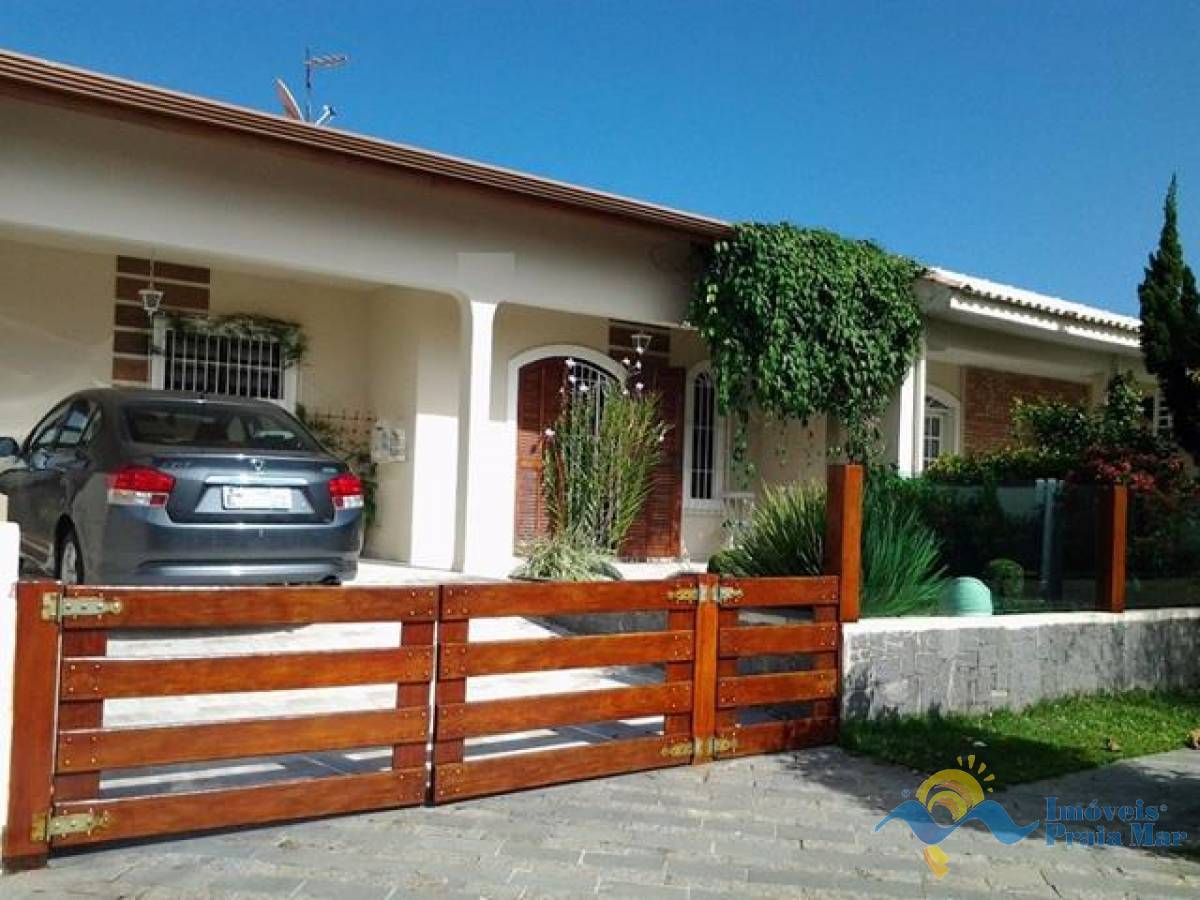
[31,809,113,842]
[41,592,123,622]
[710,735,738,755]
[665,585,745,606]
[660,740,694,759]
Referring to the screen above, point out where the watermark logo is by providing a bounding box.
[1043,798,1186,849]
[875,755,1039,878]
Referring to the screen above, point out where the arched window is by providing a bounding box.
[684,366,724,507]
[923,387,961,466]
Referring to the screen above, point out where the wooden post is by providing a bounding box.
[824,463,864,624]
[1097,484,1128,613]
[2,581,59,872]
[690,575,718,764]
[430,586,467,804]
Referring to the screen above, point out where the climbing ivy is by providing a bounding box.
[690,223,925,465]
[160,312,309,368]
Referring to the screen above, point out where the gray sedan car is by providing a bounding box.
[0,389,363,585]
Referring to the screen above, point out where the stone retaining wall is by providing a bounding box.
[842,608,1200,719]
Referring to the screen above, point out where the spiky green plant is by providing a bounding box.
[543,378,666,555]
[709,478,946,616]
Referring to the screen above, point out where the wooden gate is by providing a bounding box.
[3,465,861,869]
[431,579,701,802]
[2,582,436,870]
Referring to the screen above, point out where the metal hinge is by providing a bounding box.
[710,735,738,755]
[660,740,695,759]
[665,585,745,606]
[31,809,113,842]
[41,592,123,622]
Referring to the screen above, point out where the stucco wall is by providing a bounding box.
[1,96,696,326]
[842,609,1200,720]
[365,288,460,568]
[0,237,113,441]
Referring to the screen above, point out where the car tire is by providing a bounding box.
[57,526,85,586]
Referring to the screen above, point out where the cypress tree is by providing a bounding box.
[1139,176,1200,461]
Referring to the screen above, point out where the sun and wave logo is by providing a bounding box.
[875,754,1040,878]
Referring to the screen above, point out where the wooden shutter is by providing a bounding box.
[621,365,685,560]
[513,358,565,549]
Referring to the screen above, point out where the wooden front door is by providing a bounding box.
[513,356,684,559]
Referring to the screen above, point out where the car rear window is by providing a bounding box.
[123,401,320,452]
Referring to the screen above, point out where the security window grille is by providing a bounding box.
[566,359,613,433]
[689,371,717,501]
[156,324,293,407]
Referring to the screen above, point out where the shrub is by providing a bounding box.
[709,476,946,616]
[512,535,623,582]
[984,559,1025,599]
[706,482,825,578]
[542,374,666,555]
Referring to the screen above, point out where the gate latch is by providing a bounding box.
[41,592,123,622]
[31,809,112,842]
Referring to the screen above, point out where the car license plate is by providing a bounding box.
[222,486,292,511]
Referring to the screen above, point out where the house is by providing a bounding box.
[0,50,1157,578]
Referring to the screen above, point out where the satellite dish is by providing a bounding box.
[274,78,302,120]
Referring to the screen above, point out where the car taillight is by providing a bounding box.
[107,465,175,507]
[328,472,364,510]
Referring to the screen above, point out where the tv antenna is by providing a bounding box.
[275,48,348,125]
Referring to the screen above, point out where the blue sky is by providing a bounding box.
[2,1,1198,316]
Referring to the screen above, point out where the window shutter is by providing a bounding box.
[513,358,564,548]
[621,365,685,559]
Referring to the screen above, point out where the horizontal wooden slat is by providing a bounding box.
[719,623,839,657]
[441,631,692,678]
[61,647,432,699]
[717,671,837,708]
[715,719,838,758]
[441,580,695,619]
[58,584,437,629]
[717,576,839,608]
[434,735,687,802]
[57,707,430,773]
[50,768,423,847]
[437,682,691,739]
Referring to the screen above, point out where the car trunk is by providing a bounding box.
[142,449,344,525]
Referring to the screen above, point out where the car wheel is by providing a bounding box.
[57,527,85,586]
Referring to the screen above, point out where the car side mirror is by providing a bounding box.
[0,437,19,458]
[29,449,50,471]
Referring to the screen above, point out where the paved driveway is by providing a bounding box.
[4,747,1198,899]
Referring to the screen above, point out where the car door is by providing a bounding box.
[48,398,100,512]
[6,401,69,567]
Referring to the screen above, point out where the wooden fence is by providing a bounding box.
[2,465,863,871]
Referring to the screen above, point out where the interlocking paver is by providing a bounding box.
[4,746,1199,898]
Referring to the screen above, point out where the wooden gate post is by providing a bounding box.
[1097,484,1128,613]
[2,581,59,872]
[690,575,718,764]
[824,464,864,623]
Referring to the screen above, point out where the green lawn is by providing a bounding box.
[841,690,1200,787]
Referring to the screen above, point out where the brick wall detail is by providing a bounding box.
[962,366,1089,452]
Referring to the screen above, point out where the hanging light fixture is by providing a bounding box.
[139,252,164,318]
[631,330,653,355]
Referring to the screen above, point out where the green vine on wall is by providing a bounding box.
[690,223,925,467]
[159,313,309,367]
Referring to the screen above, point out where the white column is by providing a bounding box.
[894,362,917,477]
[453,296,504,574]
[0,523,20,829]
[910,340,928,475]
